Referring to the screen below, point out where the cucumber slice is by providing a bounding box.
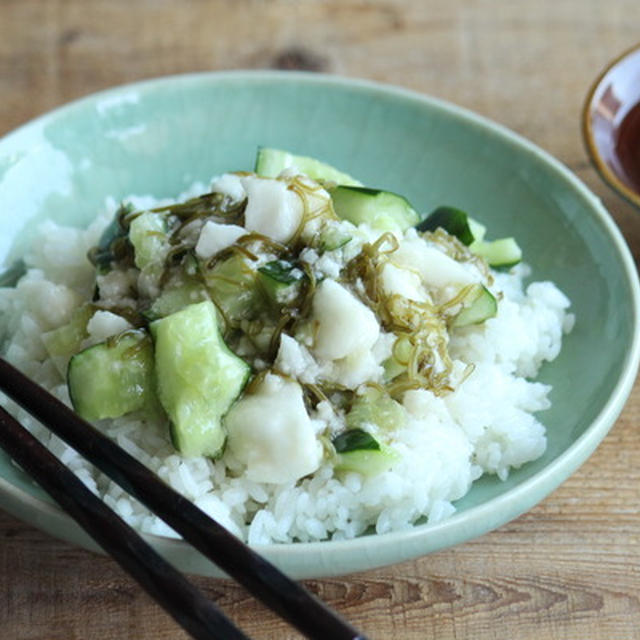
[254,147,362,186]
[468,217,486,243]
[335,448,399,476]
[416,206,475,245]
[42,304,94,359]
[88,203,133,272]
[0,259,26,287]
[332,428,398,476]
[416,206,490,249]
[257,260,306,308]
[346,388,407,432]
[68,330,158,421]
[329,185,419,232]
[416,206,520,268]
[333,428,380,452]
[470,237,522,268]
[383,356,405,382]
[336,392,405,475]
[150,301,250,458]
[143,280,209,322]
[129,211,169,271]
[382,335,413,382]
[258,260,302,285]
[315,225,353,252]
[199,252,259,330]
[453,285,497,327]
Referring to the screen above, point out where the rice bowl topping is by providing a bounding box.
[0,150,574,543]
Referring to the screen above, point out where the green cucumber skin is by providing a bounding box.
[258,260,301,285]
[68,331,158,422]
[333,428,398,477]
[329,185,419,232]
[333,428,380,454]
[416,206,475,245]
[0,259,27,288]
[89,203,132,272]
[316,226,352,252]
[415,204,521,268]
[335,445,399,477]
[453,285,497,327]
[257,260,306,309]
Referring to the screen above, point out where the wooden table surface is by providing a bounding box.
[1,1,639,639]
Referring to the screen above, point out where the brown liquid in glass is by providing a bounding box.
[615,101,640,194]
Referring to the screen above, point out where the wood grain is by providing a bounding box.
[1,1,640,638]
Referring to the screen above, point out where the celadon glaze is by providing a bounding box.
[0,72,638,578]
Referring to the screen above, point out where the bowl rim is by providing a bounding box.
[582,41,640,209]
[1,70,640,578]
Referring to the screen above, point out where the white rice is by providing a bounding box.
[0,192,574,544]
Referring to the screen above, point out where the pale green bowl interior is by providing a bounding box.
[0,72,638,578]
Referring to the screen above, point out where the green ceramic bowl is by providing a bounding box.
[1,72,638,579]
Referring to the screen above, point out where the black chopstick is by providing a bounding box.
[0,405,250,640]
[0,357,369,640]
